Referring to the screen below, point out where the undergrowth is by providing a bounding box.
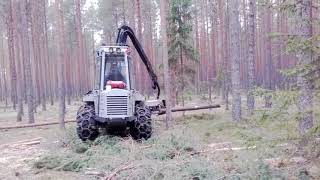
[34,102,320,179]
[34,127,220,179]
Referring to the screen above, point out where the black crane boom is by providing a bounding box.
[116,25,160,99]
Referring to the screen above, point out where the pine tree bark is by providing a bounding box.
[247,0,256,115]
[30,0,41,112]
[7,0,17,110]
[194,0,200,94]
[12,0,24,122]
[160,0,173,129]
[75,0,85,96]
[135,0,143,92]
[43,0,53,106]
[38,10,47,111]
[294,0,314,135]
[23,0,35,123]
[223,0,230,110]
[264,2,273,108]
[0,36,5,103]
[229,0,242,121]
[0,36,8,110]
[55,0,66,129]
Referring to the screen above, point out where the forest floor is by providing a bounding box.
[0,95,319,179]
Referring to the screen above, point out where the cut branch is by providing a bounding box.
[0,120,76,130]
[191,146,257,155]
[105,162,137,180]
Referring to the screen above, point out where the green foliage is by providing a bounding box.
[33,111,320,179]
[249,88,320,141]
[34,127,220,179]
[268,0,320,94]
[34,154,90,172]
[168,0,198,68]
[252,88,299,122]
[252,87,274,98]
[285,36,316,54]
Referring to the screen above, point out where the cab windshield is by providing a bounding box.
[104,54,129,89]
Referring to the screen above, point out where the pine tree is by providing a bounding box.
[160,0,172,128]
[293,0,314,135]
[229,0,241,121]
[168,0,198,107]
[55,0,66,129]
[23,0,35,123]
[247,0,256,115]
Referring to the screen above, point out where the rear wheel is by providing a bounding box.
[129,105,152,140]
[76,104,99,141]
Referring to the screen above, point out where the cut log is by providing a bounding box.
[0,120,76,130]
[172,105,221,112]
[9,137,42,144]
[18,141,41,146]
[10,141,41,149]
[159,105,221,115]
[84,171,105,177]
[1,139,42,149]
[191,146,257,155]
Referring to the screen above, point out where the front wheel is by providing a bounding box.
[76,104,99,141]
[129,105,152,140]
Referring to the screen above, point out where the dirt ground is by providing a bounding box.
[0,97,319,179]
[0,101,94,180]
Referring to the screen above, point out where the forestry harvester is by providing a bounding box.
[76,26,165,141]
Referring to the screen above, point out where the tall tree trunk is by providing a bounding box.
[135,0,143,92]
[264,2,273,108]
[180,45,185,111]
[75,0,85,96]
[38,21,47,111]
[0,37,8,111]
[223,0,230,110]
[7,0,17,110]
[0,37,4,102]
[23,0,35,123]
[160,0,173,129]
[13,0,24,122]
[229,0,242,121]
[247,0,256,115]
[43,0,53,106]
[30,0,41,112]
[294,0,314,135]
[55,0,66,129]
[194,0,200,94]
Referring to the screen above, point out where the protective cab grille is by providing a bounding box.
[106,96,128,116]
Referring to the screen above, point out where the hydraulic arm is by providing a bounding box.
[116,25,160,99]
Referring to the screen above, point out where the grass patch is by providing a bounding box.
[34,109,320,179]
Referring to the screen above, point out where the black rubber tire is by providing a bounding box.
[76,104,99,141]
[129,105,152,140]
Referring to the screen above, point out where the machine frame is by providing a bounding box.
[76,26,165,141]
